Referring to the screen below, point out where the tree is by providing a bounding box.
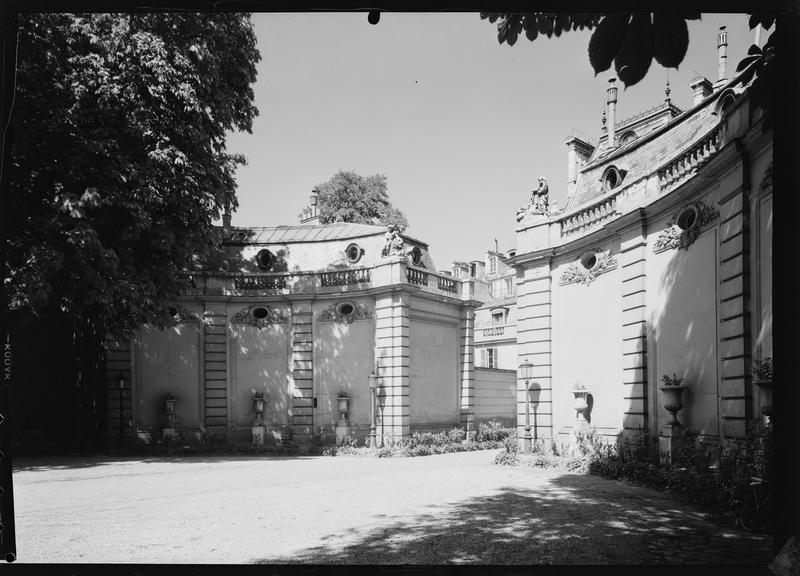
[3,13,260,448]
[314,170,409,231]
[480,12,775,124]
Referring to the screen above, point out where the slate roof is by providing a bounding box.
[223,222,428,246]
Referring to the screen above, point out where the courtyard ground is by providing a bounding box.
[11,449,772,565]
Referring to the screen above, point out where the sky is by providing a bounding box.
[225,13,756,268]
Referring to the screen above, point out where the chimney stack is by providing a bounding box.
[689,76,713,104]
[716,26,728,86]
[222,198,232,230]
[606,78,618,148]
[565,134,595,198]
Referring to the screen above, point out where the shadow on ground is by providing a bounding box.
[11,453,320,472]
[258,473,772,565]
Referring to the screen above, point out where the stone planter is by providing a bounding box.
[572,389,591,426]
[753,380,773,417]
[660,384,688,427]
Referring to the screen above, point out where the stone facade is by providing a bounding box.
[107,222,481,445]
[507,61,772,447]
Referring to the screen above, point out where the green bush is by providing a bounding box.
[494,450,518,466]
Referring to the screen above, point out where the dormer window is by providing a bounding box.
[601,165,625,192]
[409,246,422,267]
[714,88,737,116]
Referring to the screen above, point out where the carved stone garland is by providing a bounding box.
[559,249,618,286]
[318,301,372,325]
[230,305,288,328]
[653,200,719,253]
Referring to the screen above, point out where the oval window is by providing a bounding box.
[251,306,269,319]
[409,246,422,266]
[345,243,363,264]
[255,249,274,271]
[336,302,355,316]
[580,252,597,271]
[604,170,618,191]
[676,206,698,231]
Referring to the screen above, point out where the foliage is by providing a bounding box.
[480,12,775,118]
[661,373,686,387]
[476,419,512,443]
[588,425,774,528]
[6,13,260,337]
[313,171,408,232]
[752,357,773,381]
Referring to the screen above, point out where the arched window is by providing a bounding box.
[619,131,637,146]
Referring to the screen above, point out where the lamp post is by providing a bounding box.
[117,373,126,445]
[377,384,386,447]
[519,358,534,454]
[368,371,377,449]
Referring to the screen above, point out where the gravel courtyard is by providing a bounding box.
[12,449,772,565]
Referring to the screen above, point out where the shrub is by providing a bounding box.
[376,447,394,458]
[476,419,510,442]
[587,424,774,527]
[447,427,466,443]
[494,451,518,466]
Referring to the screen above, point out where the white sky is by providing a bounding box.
[226,13,755,268]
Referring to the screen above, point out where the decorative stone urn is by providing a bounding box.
[753,379,773,417]
[572,389,591,426]
[660,384,689,427]
[162,392,178,441]
[252,390,267,445]
[336,392,351,443]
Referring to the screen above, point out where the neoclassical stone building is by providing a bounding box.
[105,206,482,445]
[508,28,772,447]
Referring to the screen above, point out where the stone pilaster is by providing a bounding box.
[375,291,410,444]
[718,187,751,439]
[290,301,314,441]
[459,307,476,437]
[203,305,228,431]
[619,214,649,433]
[516,262,552,440]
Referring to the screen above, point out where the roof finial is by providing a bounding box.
[601,107,607,134]
[665,70,671,105]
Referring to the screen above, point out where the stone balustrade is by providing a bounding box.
[559,194,619,238]
[657,126,721,190]
[475,324,516,342]
[185,260,468,301]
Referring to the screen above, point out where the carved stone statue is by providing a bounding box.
[382,225,405,257]
[531,176,550,214]
[515,176,550,222]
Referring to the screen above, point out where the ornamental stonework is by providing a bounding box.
[230,305,288,328]
[559,249,617,286]
[653,200,719,253]
[318,301,372,325]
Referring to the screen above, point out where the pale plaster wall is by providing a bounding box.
[138,323,202,430]
[647,221,719,437]
[409,318,459,426]
[229,323,290,429]
[312,300,375,433]
[550,261,623,434]
[474,367,516,426]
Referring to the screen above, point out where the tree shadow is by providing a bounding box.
[255,473,772,565]
[11,453,324,472]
